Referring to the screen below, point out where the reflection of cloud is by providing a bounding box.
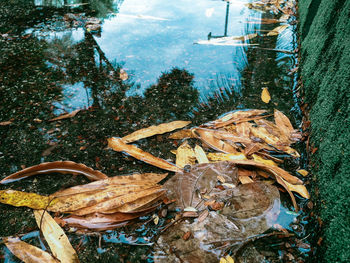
[97,0,251,97]
[205,8,214,17]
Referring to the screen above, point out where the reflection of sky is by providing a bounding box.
[97,0,253,98]
[52,82,92,115]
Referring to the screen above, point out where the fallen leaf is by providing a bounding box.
[280,178,310,199]
[52,172,167,197]
[226,255,235,263]
[261,88,271,103]
[182,231,192,240]
[194,145,209,163]
[108,137,182,173]
[4,237,59,263]
[175,141,196,168]
[238,175,254,184]
[165,162,238,210]
[122,120,191,143]
[250,126,281,145]
[168,129,194,139]
[197,209,209,223]
[0,190,52,209]
[34,210,80,263]
[208,109,267,128]
[207,152,247,162]
[232,33,258,41]
[274,109,294,137]
[119,69,128,81]
[297,169,309,177]
[192,128,239,154]
[0,120,12,126]
[0,161,108,184]
[49,109,81,122]
[252,154,278,166]
[267,24,288,36]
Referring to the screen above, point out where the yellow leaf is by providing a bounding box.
[267,25,288,36]
[220,257,228,263]
[252,154,278,166]
[122,120,191,143]
[226,255,235,263]
[4,237,59,263]
[261,88,271,103]
[194,145,209,163]
[176,141,196,168]
[108,137,182,173]
[168,129,194,139]
[280,178,310,199]
[34,210,79,263]
[0,190,52,209]
[297,169,309,177]
[207,152,247,162]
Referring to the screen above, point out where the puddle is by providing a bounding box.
[0,0,312,262]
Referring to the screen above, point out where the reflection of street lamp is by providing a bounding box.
[208,1,230,40]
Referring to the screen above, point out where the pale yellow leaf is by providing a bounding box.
[226,255,235,263]
[194,145,209,163]
[261,87,271,103]
[252,154,278,166]
[220,257,228,263]
[207,152,247,162]
[175,141,196,168]
[4,237,59,263]
[238,175,254,184]
[34,210,79,263]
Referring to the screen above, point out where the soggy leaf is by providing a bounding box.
[165,162,238,210]
[34,210,80,263]
[175,141,196,168]
[4,237,59,263]
[250,126,280,145]
[261,88,271,103]
[252,154,278,166]
[194,145,209,163]
[122,120,191,143]
[0,161,108,184]
[267,25,288,36]
[108,137,182,173]
[49,109,81,121]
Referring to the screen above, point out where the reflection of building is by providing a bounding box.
[208,1,230,40]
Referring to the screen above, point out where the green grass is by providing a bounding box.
[298,0,350,262]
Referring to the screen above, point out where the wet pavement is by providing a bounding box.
[0,0,314,262]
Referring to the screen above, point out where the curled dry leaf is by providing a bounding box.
[0,161,108,184]
[122,120,191,143]
[280,177,310,199]
[34,210,80,263]
[175,141,196,168]
[4,237,59,263]
[49,109,81,122]
[261,88,271,103]
[108,137,182,173]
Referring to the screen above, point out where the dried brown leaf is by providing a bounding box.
[108,137,182,173]
[49,109,81,121]
[122,120,191,143]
